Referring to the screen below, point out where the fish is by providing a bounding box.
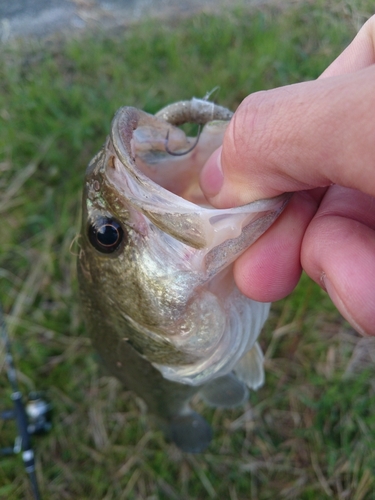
[77,98,289,453]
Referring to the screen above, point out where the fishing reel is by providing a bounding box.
[1,303,52,500]
[0,389,52,500]
[1,391,52,455]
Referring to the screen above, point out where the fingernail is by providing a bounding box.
[320,273,367,336]
[200,147,224,199]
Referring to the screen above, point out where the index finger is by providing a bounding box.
[320,14,375,78]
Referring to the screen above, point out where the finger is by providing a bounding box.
[233,190,320,302]
[200,15,375,208]
[200,65,375,207]
[301,185,375,335]
[320,14,375,78]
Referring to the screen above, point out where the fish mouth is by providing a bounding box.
[107,99,290,258]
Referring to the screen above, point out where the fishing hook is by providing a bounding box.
[164,124,202,156]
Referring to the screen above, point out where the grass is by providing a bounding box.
[1,0,375,498]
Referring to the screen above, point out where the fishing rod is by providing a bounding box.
[0,303,52,500]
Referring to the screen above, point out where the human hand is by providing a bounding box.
[200,15,375,335]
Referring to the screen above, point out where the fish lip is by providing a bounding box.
[108,105,291,251]
[109,105,290,216]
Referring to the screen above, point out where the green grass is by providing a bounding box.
[1,1,375,498]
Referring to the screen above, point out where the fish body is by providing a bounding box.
[77,99,289,452]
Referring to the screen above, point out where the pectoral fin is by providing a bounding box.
[234,342,265,390]
[199,373,248,408]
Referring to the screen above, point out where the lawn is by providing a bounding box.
[1,1,375,498]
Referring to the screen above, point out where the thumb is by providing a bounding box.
[200,66,375,208]
[200,14,375,208]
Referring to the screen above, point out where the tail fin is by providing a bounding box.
[166,412,212,453]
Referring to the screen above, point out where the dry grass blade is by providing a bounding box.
[187,456,217,498]
[119,468,142,500]
[310,452,333,497]
[7,245,51,335]
[0,137,55,213]
[140,456,184,500]
[345,337,375,376]
[115,454,139,478]
[0,162,36,213]
[354,469,374,500]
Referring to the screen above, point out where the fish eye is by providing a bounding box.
[88,217,125,254]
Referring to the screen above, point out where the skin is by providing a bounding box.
[200,15,375,335]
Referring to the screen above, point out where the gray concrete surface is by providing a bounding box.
[0,0,260,43]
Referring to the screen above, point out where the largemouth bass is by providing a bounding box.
[77,98,289,452]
